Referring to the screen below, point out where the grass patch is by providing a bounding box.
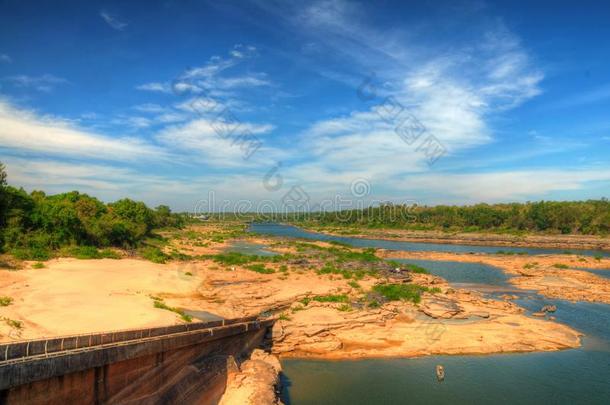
[151,297,192,322]
[32,262,45,269]
[403,263,429,274]
[11,247,51,261]
[348,280,361,289]
[299,297,311,306]
[0,296,13,306]
[60,246,121,260]
[3,318,22,329]
[139,246,169,263]
[523,262,538,269]
[312,294,349,303]
[594,254,603,261]
[207,252,260,266]
[553,263,569,269]
[372,283,440,304]
[279,313,291,321]
[245,263,274,274]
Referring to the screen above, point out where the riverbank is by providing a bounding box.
[0,252,582,358]
[295,224,610,252]
[378,250,610,304]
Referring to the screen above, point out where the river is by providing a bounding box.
[249,223,610,405]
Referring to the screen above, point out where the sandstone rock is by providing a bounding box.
[541,304,557,313]
[532,312,546,317]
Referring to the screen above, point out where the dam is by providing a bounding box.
[0,316,275,404]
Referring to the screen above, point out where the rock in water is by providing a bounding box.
[541,304,557,313]
[436,365,445,382]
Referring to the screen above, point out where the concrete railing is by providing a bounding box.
[0,316,260,364]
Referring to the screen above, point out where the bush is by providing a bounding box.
[139,246,169,263]
[312,294,349,303]
[372,283,439,304]
[32,262,45,269]
[11,246,51,261]
[553,263,569,269]
[245,263,274,274]
[0,296,13,306]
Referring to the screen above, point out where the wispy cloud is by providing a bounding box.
[0,54,11,63]
[100,10,127,31]
[0,99,164,161]
[135,82,172,93]
[396,169,610,203]
[155,118,279,167]
[3,74,67,92]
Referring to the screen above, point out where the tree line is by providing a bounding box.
[0,162,185,260]
[274,200,610,235]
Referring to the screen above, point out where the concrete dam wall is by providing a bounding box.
[0,316,275,404]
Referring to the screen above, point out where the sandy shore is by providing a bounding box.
[0,254,582,359]
[300,225,610,251]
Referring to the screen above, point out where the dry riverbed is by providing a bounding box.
[0,223,598,404]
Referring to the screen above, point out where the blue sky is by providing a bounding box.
[1,0,609,211]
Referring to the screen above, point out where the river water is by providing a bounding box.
[249,223,610,405]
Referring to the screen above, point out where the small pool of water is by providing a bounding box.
[392,258,510,287]
[223,240,277,256]
[250,223,610,257]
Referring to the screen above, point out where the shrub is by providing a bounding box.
[0,296,13,306]
[312,294,349,303]
[372,283,439,304]
[11,246,51,261]
[140,246,169,263]
[553,263,569,269]
[245,263,274,274]
[32,262,45,269]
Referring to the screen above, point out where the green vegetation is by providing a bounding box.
[278,200,610,235]
[337,303,352,311]
[0,162,185,260]
[0,296,13,306]
[3,317,22,329]
[372,283,441,304]
[139,246,169,263]
[402,263,429,274]
[523,262,538,269]
[348,280,361,289]
[245,263,274,274]
[312,294,349,303]
[59,246,121,259]
[594,254,603,261]
[278,313,291,321]
[151,297,192,322]
[553,263,569,269]
[31,262,45,269]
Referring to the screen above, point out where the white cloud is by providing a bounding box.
[0,54,11,63]
[100,10,127,31]
[133,103,165,113]
[135,82,171,93]
[0,99,164,161]
[4,74,67,92]
[155,118,279,167]
[397,169,610,203]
